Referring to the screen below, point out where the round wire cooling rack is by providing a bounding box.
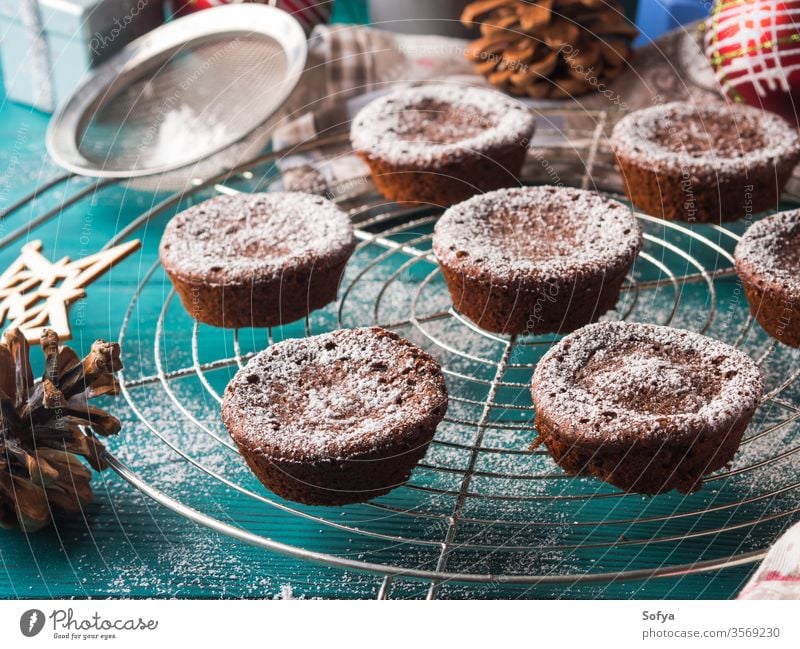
[6,106,800,598]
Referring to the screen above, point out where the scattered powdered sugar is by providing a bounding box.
[610,100,800,174]
[222,327,448,461]
[159,192,355,285]
[432,186,642,285]
[100,382,386,598]
[272,583,319,600]
[149,105,230,168]
[735,208,800,296]
[531,321,764,444]
[350,84,536,166]
[589,355,711,414]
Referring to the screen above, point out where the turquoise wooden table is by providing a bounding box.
[0,3,781,600]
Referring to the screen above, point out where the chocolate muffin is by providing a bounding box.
[221,327,448,506]
[159,192,356,328]
[432,186,642,335]
[531,321,763,494]
[611,101,800,223]
[735,209,800,347]
[350,84,536,206]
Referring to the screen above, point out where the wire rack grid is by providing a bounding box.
[4,106,800,599]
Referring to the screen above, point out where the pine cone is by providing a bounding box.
[461,0,637,98]
[0,328,123,532]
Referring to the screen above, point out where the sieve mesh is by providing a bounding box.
[46,4,307,189]
[77,36,289,174]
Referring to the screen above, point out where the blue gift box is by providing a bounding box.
[0,0,164,112]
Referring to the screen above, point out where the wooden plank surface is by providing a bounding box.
[0,11,766,597]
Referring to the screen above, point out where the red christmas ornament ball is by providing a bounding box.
[705,0,800,127]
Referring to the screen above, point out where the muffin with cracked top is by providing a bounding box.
[735,208,800,347]
[159,192,356,328]
[432,186,642,335]
[350,84,536,206]
[531,321,763,494]
[611,101,800,222]
[222,327,448,505]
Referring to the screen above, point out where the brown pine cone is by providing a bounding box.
[0,329,123,532]
[462,0,637,98]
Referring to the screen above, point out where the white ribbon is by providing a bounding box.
[18,0,54,112]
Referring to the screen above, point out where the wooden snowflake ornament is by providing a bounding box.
[0,239,140,344]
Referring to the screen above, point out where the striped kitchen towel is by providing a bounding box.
[739,521,800,599]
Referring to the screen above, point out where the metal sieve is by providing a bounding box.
[46,3,308,190]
